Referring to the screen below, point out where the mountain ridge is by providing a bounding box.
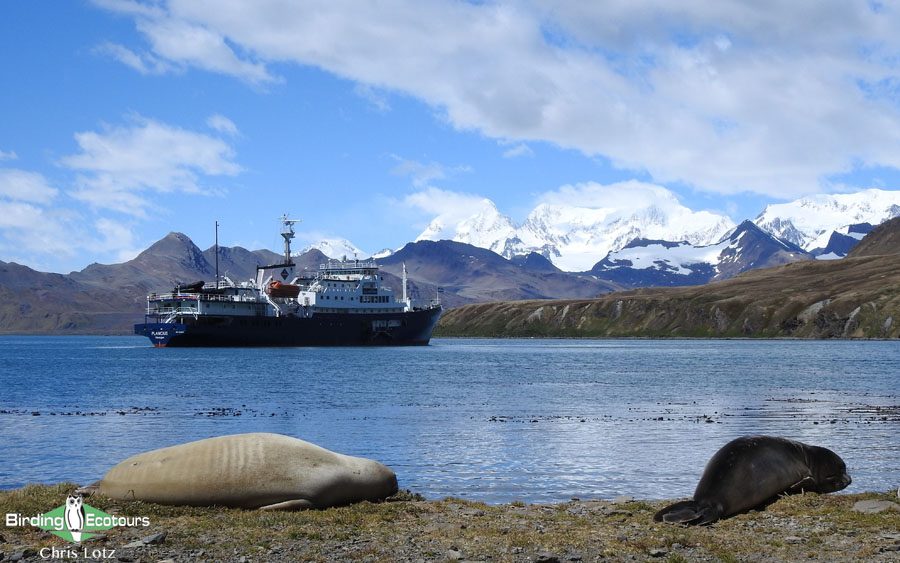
[415,187,900,271]
[0,236,620,334]
[587,220,812,287]
[436,217,900,339]
[3,216,898,336]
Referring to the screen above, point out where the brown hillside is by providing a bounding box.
[846,216,900,258]
[436,253,900,338]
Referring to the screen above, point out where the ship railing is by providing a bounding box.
[148,292,258,303]
[409,298,442,310]
[320,258,379,271]
[146,305,198,316]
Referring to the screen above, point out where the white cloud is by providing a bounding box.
[0,168,58,202]
[0,115,244,272]
[537,180,682,209]
[91,0,164,19]
[92,0,900,199]
[137,16,277,84]
[94,41,174,75]
[94,0,277,84]
[0,203,85,266]
[0,201,49,231]
[0,203,146,270]
[390,156,446,188]
[61,115,243,216]
[401,186,488,217]
[389,155,471,188]
[0,150,18,161]
[92,217,142,262]
[353,84,391,113]
[206,114,239,136]
[0,199,146,271]
[502,143,534,159]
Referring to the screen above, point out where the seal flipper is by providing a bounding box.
[257,498,315,511]
[74,482,101,497]
[654,500,723,525]
[654,500,700,523]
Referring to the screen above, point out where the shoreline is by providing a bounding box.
[2,485,899,562]
[2,331,900,340]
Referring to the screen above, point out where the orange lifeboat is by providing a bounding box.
[267,280,300,298]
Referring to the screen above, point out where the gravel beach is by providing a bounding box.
[2,485,899,562]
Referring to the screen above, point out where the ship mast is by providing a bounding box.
[280,214,301,265]
[214,220,219,288]
[402,262,408,303]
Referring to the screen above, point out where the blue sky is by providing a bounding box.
[2,1,900,273]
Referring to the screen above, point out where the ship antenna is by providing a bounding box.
[280,214,301,265]
[215,220,219,289]
[402,262,408,303]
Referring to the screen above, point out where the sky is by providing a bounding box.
[2,1,900,274]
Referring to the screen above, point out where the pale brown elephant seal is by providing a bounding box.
[654,435,851,525]
[75,433,398,510]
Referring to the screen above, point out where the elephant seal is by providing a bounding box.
[654,436,851,525]
[75,433,398,510]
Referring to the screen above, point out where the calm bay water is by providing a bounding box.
[0,336,897,504]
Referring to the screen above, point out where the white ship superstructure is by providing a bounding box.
[136,216,442,347]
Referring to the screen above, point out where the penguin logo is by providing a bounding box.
[64,494,86,543]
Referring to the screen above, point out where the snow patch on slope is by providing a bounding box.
[602,241,724,275]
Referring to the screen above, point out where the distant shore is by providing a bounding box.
[3,331,898,340]
[2,485,898,562]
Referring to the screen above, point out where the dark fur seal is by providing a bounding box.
[654,436,851,525]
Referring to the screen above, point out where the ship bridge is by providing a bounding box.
[319,258,379,280]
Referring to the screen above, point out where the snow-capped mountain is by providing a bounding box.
[754,189,900,254]
[415,185,735,271]
[416,198,518,256]
[515,201,734,271]
[588,239,718,286]
[589,221,812,286]
[411,185,900,275]
[300,238,369,260]
[371,248,395,259]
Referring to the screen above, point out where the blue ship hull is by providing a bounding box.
[135,307,442,347]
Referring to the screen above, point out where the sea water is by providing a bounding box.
[0,336,897,504]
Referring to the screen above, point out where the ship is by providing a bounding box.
[134,216,442,347]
